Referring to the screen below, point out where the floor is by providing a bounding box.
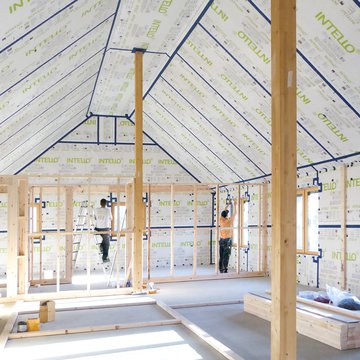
[2,277,360,359]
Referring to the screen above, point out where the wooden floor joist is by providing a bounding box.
[8,319,182,339]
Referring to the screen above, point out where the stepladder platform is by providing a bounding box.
[244,292,360,350]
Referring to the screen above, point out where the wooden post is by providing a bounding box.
[262,183,269,274]
[125,182,134,283]
[236,184,241,274]
[258,184,262,272]
[271,0,297,358]
[170,184,174,276]
[65,187,74,282]
[56,178,61,292]
[193,186,198,275]
[340,164,347,290]
[215,185,219,273]
[133,49,145,291]
[147,185,151,280]
[116,178,121,288]
[7,178,19,297]
[86,180,91,291]
[18,178,28,294]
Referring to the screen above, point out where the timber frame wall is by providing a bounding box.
[1,175,267,301]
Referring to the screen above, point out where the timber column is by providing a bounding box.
[133,48,145,291]
[271,0,297,359]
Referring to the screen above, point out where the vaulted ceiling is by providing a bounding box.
[1,0,359,182]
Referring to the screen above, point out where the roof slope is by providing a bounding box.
[0,0,359,181]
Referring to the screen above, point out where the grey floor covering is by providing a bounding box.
[2,277,360,359]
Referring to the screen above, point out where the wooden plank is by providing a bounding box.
[236,185,241,274]
[270,0,297,358]
[56,178,61,293]
[170,184,174,276]
[125,182,134,285]
[244,293,359,350]
[146,185,151,280]
[295,296,360,321]
[257,184,262,272]
[65,187,73,283]
[18,179,28,295]
[149,271,265,283]
[157,300,245,360]
[262,183,268,274]
[8,319,181,339]
[133,49,145,291]
[193,185,198,276]
[215,185,219,273]
[340,164,347,290]
[0,307,18,350]
[0,288,134,303]
[7,178,19,297]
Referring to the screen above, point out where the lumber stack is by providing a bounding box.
[244,293,360,350]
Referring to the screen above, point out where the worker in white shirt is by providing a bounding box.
[94,198,112,263]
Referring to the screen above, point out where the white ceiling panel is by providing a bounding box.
[109,0,209,52]
[0,18,111,123]
[91,50,168,115]
[1,0,73,50]
[0,96,91,174]
[148,79,266,179]
[0,52,102,142]
[145,98,241,181]
[143,111,219,183]
[0,0,117,95]
[0,76,95,170]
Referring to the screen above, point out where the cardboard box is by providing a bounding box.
[26,318,40,331]
[39,300,56,323]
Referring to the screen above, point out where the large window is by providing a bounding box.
[297,187,319,254]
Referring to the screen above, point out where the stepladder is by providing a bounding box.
[72,201,127,287]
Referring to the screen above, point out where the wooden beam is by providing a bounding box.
[147,185,151,280]
[193,185,198,275]
[215,185,219,273]
[7,178,19,297]
[340,164,347,290]
[262,183,269,274]
[65,187,73,282]
[170,184,175,276]
[18,178,28,295]
[236,185,241,274]
[271,0,297,358]
[125,182,134,285]
[133,49,145,291]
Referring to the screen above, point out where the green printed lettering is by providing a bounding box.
[315,11,356,53]
[9,0,30,14]
[236,31,270,64]
[323,182,336,191]
[147,19,161,39]
[317,113,348,142]
[159,0,172,14]
[210,3,229,22]
[186,39,212,66]
[220,73,248,101]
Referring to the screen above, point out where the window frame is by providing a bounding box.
[111,202,127,236]
[233,198,249,249]
[29,202,42,239]
[296,186,319,255]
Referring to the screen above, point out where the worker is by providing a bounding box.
[219,199,237,273]
[94,198,112,263]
